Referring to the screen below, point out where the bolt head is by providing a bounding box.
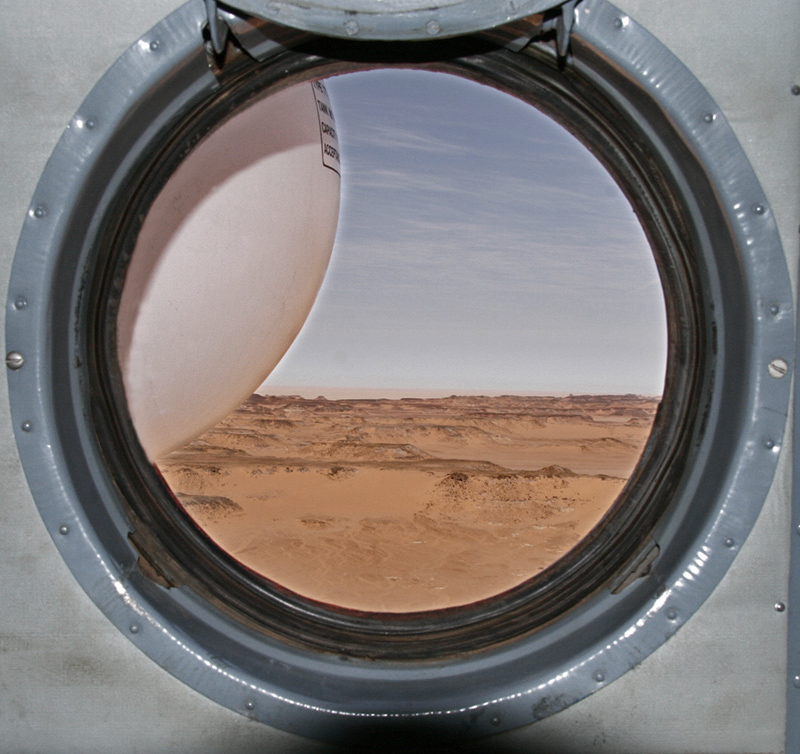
[768,358,789,378]
[6,351,24,370]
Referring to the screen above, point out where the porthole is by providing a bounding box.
[93,27,684,661]
[121,65,667,618]
[6,0,792,741]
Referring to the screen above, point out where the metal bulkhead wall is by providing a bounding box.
[2,0,798,750]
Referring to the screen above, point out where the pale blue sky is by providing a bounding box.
[264,69,666,395]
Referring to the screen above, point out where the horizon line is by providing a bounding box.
[256,385,663,400]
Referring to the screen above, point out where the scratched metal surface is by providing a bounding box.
[1,1,798,751]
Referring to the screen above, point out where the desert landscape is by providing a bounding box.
[157,392,659,613]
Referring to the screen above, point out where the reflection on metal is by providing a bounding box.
[2,0,798,749]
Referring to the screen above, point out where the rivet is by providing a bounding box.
[129,623,140,634]
[724,537,735,548]
[768,358,789,378]
[775,602,786,612]
[32,205,47,218]
[344,19,359,36]
[149,39,160,51]
[794,675,800,689]
[426,20,441,35]
[14,296,27,310]
[613,17,624,29]
[593,671,605,682]
[245,701,255,710]
[792,85,800,96]
[796,523,800,536]
[59,524,69,535]
[6,351,24,370]
[85,118,96,130]
[765,439,775,449]
[21,421,32,432]
[769,303,780,315]
[702,112,715,123]
[666,608,678,621]
[752,203,766,215]
[490,715,501,726]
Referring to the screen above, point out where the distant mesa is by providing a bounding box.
[534,464,577,478]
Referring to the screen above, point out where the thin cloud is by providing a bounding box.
[346,122,473,157]
[267,70,666,396]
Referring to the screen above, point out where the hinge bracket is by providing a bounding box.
[496,1,580,62]
[610,540,660,594]
[555,0,578,58]
[205,0,230,56]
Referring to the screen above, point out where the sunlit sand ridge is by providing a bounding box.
[157,393,659,612]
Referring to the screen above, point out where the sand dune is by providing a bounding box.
[159,393,658,612]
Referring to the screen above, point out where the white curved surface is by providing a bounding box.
[117,82,340,459]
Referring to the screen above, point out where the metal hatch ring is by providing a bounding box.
[5,0,792,742]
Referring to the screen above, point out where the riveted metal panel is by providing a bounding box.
[2,1,798,752]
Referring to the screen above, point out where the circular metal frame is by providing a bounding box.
[5,0,794,741]
[90,28,698,662]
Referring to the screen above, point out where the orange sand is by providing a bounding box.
[158,393,658,612]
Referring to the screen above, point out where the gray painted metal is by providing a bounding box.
[790,236,800,748]
[1,0,798,751]
[5,0,793,735]
[214,0,567,40]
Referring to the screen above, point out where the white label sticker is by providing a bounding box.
[312,80,340,175]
